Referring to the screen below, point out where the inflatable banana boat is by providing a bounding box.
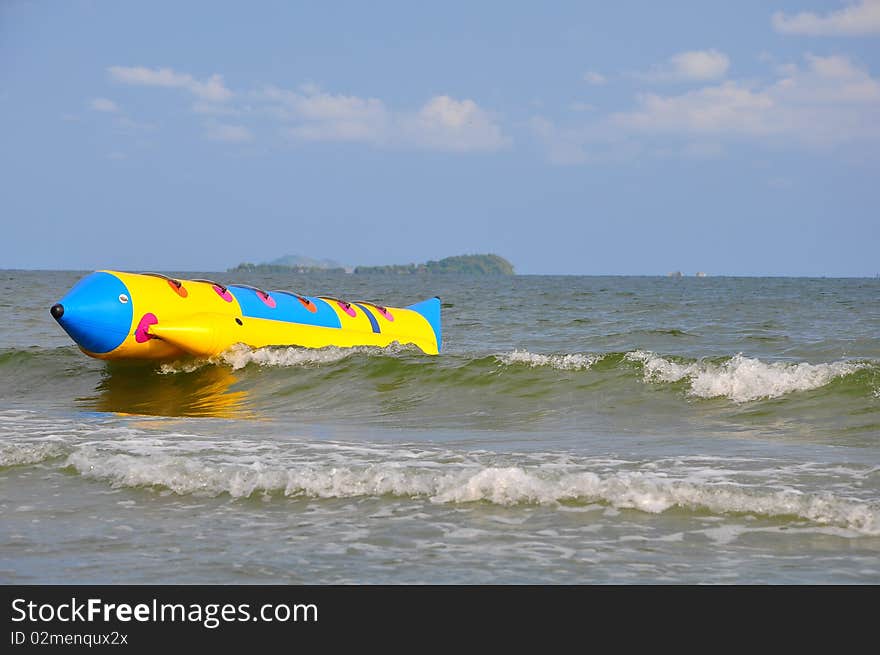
[50,271,441,360]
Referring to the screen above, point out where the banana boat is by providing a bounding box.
[50,271,441,360]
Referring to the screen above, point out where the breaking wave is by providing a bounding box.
[0,442,68,467]
[62,447,880,535]
[148,344,879,407]
[159,343,415,373]
[626,350,867,402]
[496,350,602,370]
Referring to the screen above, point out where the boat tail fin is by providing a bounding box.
[406,296,442,353]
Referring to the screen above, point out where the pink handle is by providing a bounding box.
[213,285,233,302]
[135,313,158,343]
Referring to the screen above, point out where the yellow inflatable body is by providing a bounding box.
[50,271,442,360]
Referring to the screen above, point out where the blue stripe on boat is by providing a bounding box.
[353,303,381,334]
[229,286,342,328]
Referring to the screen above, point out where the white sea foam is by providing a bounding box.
[626,350,862,402]
[63,449,880,535]
[497,350,602,371]
[0,442,67,467]
[219,344,361,370]
[159,343,412,373]
[158,359,207,374]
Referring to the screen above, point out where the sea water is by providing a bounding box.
[1,271,878,583]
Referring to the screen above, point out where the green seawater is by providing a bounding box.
[1,270,878,583]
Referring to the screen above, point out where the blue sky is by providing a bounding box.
[1,0,878,275]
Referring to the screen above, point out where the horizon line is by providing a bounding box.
[2,267,878,280]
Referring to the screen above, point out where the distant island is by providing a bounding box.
[356,254,514,275]
[230,254,348,274]
[230,253,514,275]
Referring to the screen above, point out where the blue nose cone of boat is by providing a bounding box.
[52,272,133,354]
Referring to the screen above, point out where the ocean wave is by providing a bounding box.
[148,344,875,406]
[0,442,68,467]
[160,343,416,374]
[63,449,880,534]
[220,344,364,370]
[626,351,866,402]
[496,350,602,371]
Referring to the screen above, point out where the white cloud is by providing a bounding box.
[101,68,506,153]
[773,0,880,36]
[533,54,880,164]
[268,85,507,152]
[614,83,773,134]
[401,95,509,152]
[613,54,880,144]
[205,123,253,143]
[108,66,233,102]
[90,97,118,112]
[583,71,606,84]
[267,85,390,144]
[638,49,731,82]
[670,50,730,80]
